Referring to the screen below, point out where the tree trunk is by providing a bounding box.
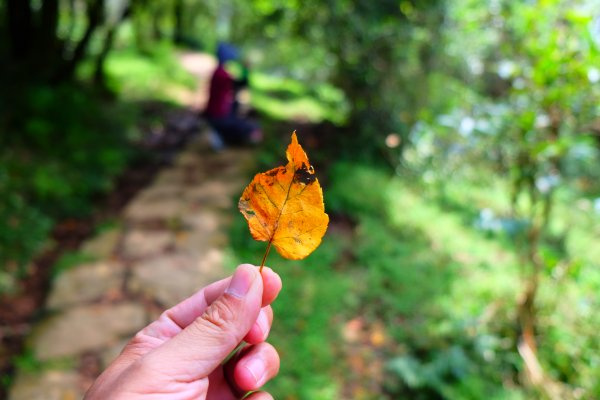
[40,0,59,47]
[39,0,60,76]
[93,28,117,89]
[56,0,104,82]
[151,7,162,41]
[173,0,184,44]
[6,0,33,61]
[94,6,130,89]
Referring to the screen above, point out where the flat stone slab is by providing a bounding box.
[135,184,185,203]
[201,160,247,180]
[153,168,189,185]
[32,302,146,361]
[184,182,238,210]
[80,227,121,259]
[174,228,228,258]
[123,196,184,222]
[122,230,174,259]
[47,262,125,309]
[182,131,216,153]
[175,208,231,257]
[174,150,204,168]
[181,210,222,233]
[206,147,254,166]
[129,251,224,306]
[9,370,83,400]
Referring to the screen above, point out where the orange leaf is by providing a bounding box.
[239,132,329,263]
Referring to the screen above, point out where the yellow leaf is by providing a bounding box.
[239,132,329,265]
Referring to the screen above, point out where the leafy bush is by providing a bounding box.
[0,83,136,293]
[0,192,51,293]
[3,84,134,217]
[100,40,197,101]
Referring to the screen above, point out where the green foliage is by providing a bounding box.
[98,39,197,102]
[0,192,52,293]
[183,0,447,158]
[329,164,525,397]
[2,87,133,216]
[0,81,138,293]
[394,4,600,395]
[13,348,76,374]
[51,251,97,278]
[250,72,348,124]
[326,163,392,217]
[233,155,599,397]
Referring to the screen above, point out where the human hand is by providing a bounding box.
[85,264,282,400]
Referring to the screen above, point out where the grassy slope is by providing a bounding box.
[226,151,600,398]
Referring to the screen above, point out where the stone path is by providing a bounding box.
[9,53,254,400]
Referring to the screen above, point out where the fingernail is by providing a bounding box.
[256,310,269,339]
[225,265,256,298]
[243,356,266,385]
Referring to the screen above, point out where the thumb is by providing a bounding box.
[145,264,263,381]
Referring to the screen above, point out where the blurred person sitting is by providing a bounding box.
[204,43,262,148]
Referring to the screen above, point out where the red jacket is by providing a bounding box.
[205,65,234,118]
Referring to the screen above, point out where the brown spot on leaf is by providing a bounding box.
[294,164,316,185]
[266,167,284,177]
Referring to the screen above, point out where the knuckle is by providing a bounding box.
[198,295,239,332]
[121,332,156,359]
[130,330,148,345]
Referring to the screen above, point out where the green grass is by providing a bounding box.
[51,251,97,278]
[327,164,525,398]
[87,41,197,104]
[227,158,600,398]
[249,72,348,124]
[13,349,76,374]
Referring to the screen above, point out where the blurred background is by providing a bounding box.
[1,0,600,399]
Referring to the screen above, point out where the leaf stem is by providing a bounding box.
[259,240,273,273]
